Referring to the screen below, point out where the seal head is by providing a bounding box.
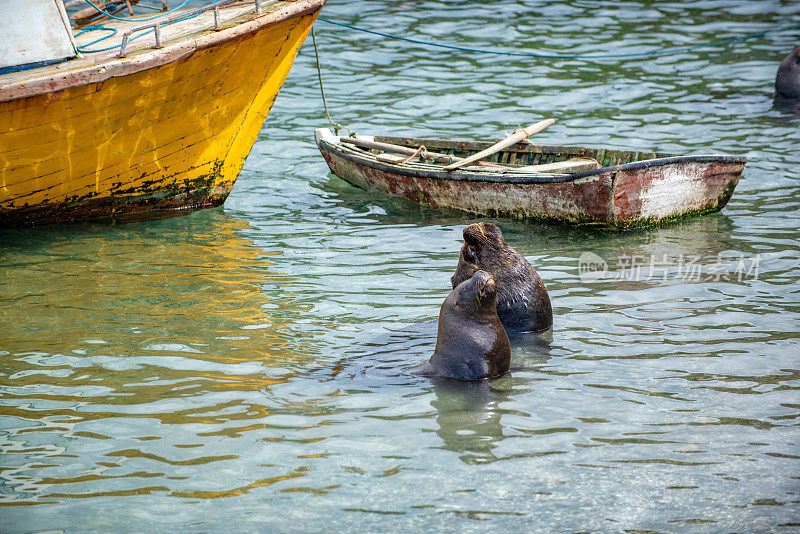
[410,270,510,380]
[776,46,800,99]
[451,222,552,333]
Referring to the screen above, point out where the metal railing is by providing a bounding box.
[117,0,266,57]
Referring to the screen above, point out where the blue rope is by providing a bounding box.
[80,0,194,23]
[74,3,222,53]
[317,17,800,60]
[74,26,118,53]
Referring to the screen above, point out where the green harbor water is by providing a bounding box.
[2,1,800,531]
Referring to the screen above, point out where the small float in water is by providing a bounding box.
[0,0,325,225]
[315,121,746,229]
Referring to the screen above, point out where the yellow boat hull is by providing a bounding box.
[0,2,322,224]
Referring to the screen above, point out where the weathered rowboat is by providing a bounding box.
[0,0,325,225]
[315,127,746,228]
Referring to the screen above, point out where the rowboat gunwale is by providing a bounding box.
[316,129,747,185]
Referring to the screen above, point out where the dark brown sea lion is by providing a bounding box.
[776,46,800,98]
[451,222,552,333]
[410,270,510,380]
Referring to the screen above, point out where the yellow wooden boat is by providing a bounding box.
[0,0,325,225]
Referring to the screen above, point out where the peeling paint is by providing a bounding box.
[612,162,743,226]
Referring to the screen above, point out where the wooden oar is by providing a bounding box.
[341,137,458,164]
[340,137,507,168]
[442,119,555,171]
[511,158,599,174]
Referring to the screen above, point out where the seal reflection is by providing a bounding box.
[428,334,553,465]
[429,377,511,464]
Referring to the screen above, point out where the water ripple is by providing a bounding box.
[2,0,800,531]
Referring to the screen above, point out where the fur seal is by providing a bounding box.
[410,270,510,380]
[776,46,800,99]
[451,222,552,333]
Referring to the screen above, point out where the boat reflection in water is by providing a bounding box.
[0,209,319,503]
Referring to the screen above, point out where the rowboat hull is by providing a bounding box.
[315,128,745,228]
[0,1,324,225]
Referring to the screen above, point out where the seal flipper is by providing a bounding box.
[409,355,489,381]
[408,361,436,376]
